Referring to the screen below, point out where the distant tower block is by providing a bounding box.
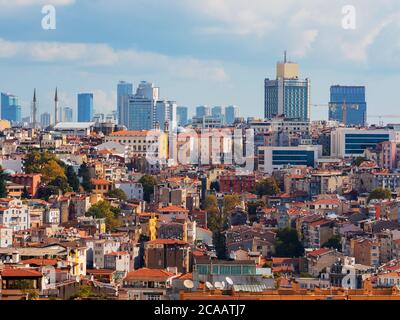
[54,87,59,125]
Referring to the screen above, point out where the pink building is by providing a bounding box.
[377,141,397,170]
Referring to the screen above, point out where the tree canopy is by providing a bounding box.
[255,177,280,197]
[322,235,342,251]
[274,228,304,258]
[139,174,157,202]
[86,200,121,232]
[78,163,93,192]
[368,188,391,202]
[106,188,127,201]
[0,166,9,198]
[24,151,66,183]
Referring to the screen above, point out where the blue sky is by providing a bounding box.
[1,0,400,123]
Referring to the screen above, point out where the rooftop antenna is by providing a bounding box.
[284,50,287,63]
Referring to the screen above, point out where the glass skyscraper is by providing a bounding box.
[63,106,73,122]
[155,100,177,130]
[264,56,310,121]
[117,81,133,126]
[329,85,366,126]
[225,105,240,125]
[40,112,51,128]
[176,106,188,126]
[127,82,159,130]
[196,105,211,118]
[1,93,21,123]
[77,93,94,122]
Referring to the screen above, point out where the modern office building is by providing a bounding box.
[155,100,177,131]
[77,93,94,122]
[258,145,322,173]
[329,85,367,126]
[212,106,223,118]
[196,105,211,118]
[93,113,105,123]
[264,54,310,121]
[225,105,240,125]
[40,112,51,128]
[117,81,133,126]
[176,106,188,126]
[127,82,159,130]
[1,93,21,123]
[330,128,395,158]
[63,107,73,122]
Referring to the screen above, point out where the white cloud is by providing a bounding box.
[0,39,229,82]
[186,0,400,64]
[0,0,75,6]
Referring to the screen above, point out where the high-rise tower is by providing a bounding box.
[264,52,310,121]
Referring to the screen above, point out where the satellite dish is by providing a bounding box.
[226,277,234,286]
[214,281,223,289]
[205,281,214,290]
[183,280,194,289]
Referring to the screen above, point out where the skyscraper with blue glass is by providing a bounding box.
[1,93,21,123]
[117,81,133,126]
[77,93,93,122]
[264,55,310,121]
[329,85,366,126]
[176,106,188,126]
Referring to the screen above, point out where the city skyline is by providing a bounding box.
[1,1,400,124]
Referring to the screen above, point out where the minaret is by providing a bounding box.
[54,87,59,125]
[32,88,37,128]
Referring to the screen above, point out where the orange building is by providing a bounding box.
[11,174,41,197]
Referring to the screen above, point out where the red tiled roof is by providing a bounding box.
[1,268,42,278]
[124,268,173,281]
[146,239,188,245]
[158,205,189,213]
[307,248,332,258]
[105,251,129,256]
[21,258,59,266]
[91,178,112,185]
[110,130,151,136]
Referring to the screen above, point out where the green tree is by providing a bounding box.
[42,160,66,183]
[78,163,93,192]
[354,156,367,167]
[274,228,304,258]
[368,188,392,202]
[37,185,60,201]
[24,151,66,183]
[205,195,228,259]
[247,200,265,216]
[66,166,80,192]
[255,177,280,197]
[106,188,127,201]
[86,200,122,232]
[21,186,30,200]
[139,174,157,202]
[71,284,94,300]
[223,194,241,215]
[49,176,72,193]
[14,279,38,300]
[322,235,342,251]
[0,165,9,198]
